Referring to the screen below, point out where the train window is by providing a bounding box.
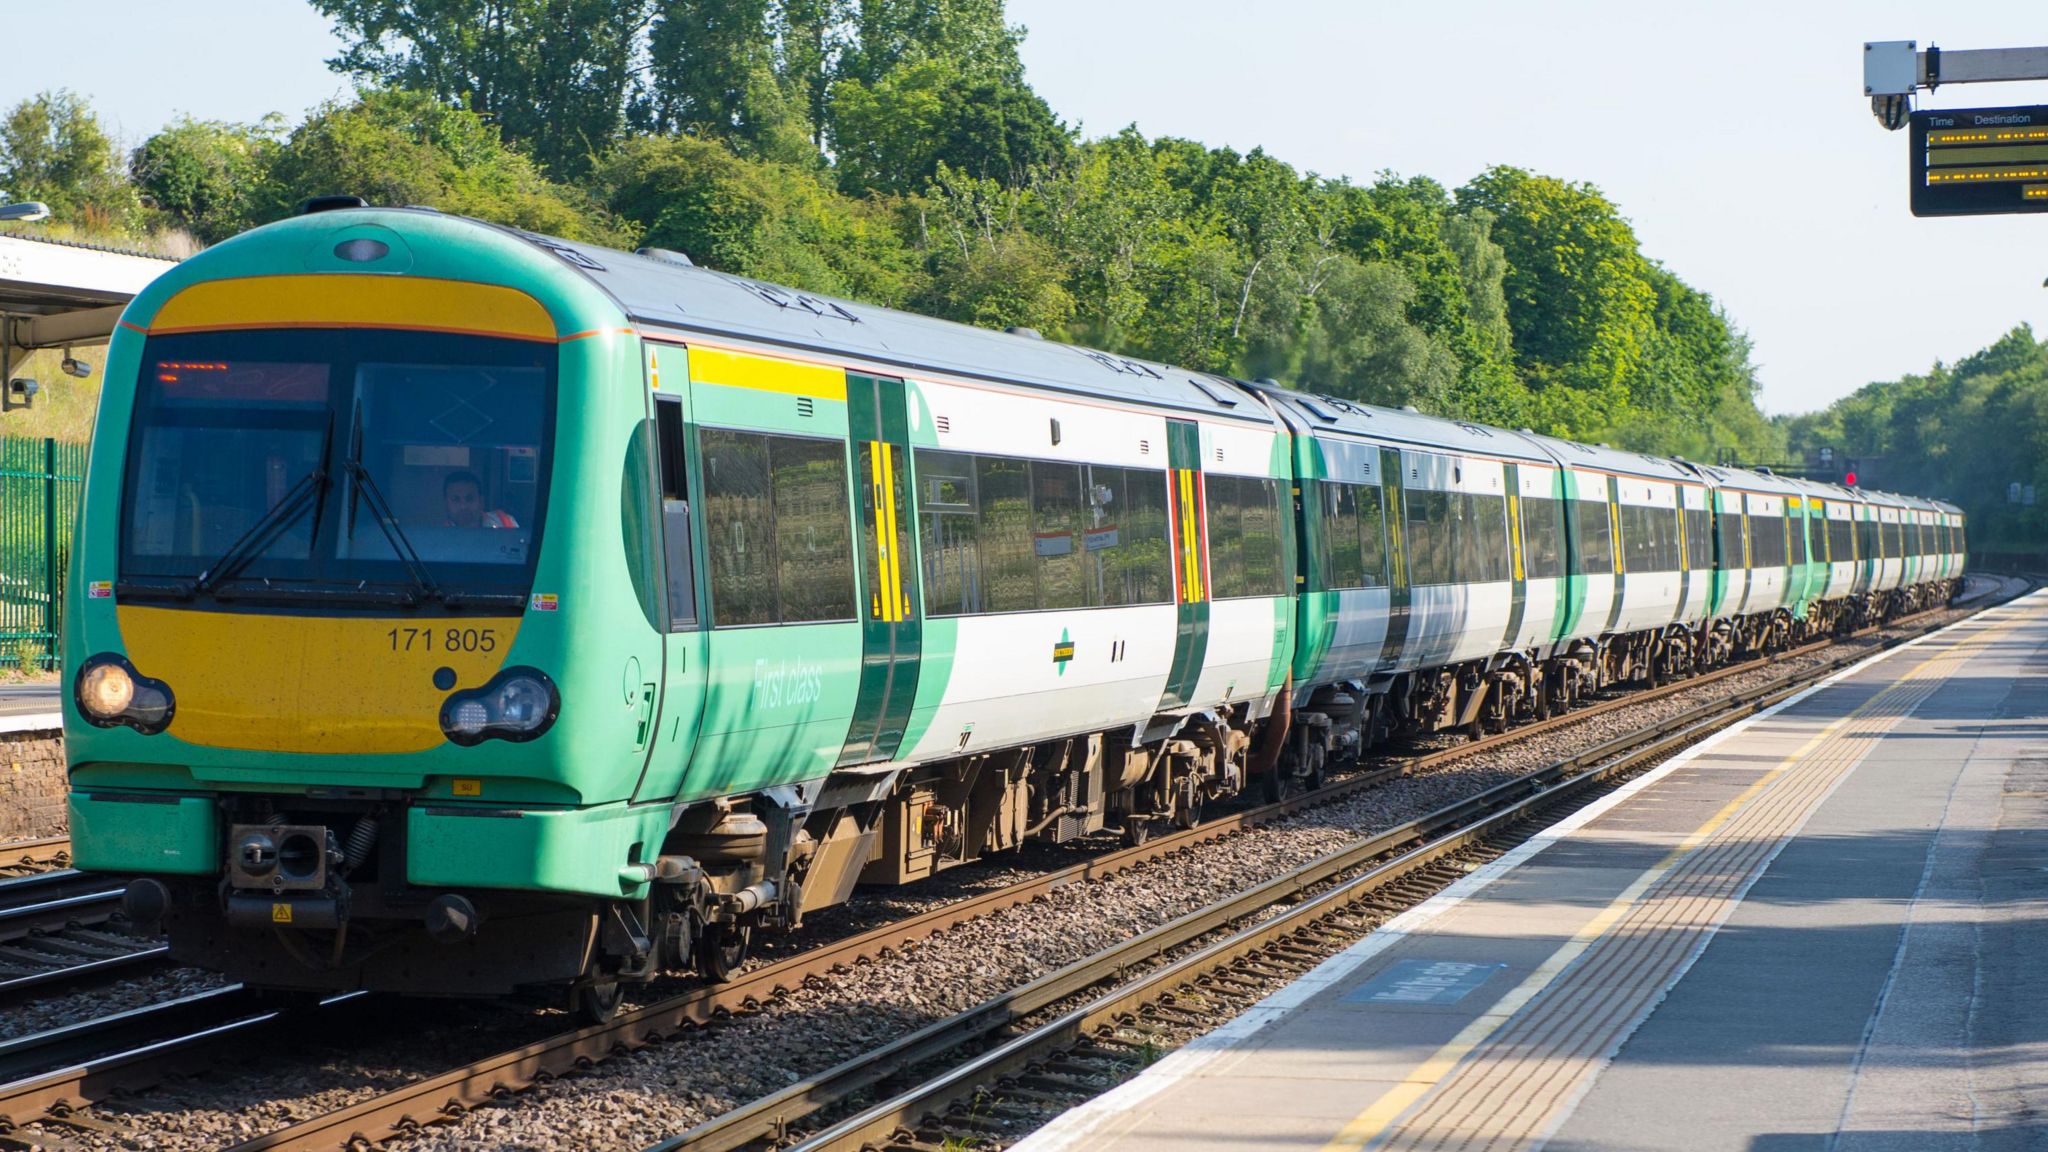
[1791,511,1810,565]
[1521,495,1565,580]
[1684,503,1712,570]
[976,457,1035,612]
[1715,505,1745,568]
[1103,466,1172,606]
[917,451,979,615]
[1882,518,1901,560]
[1456,493,1509,583]
[700,429,777,625]
[1828,515,1852,563]
[1033,463,1089,610]
[1575,498,1614,576]
[1320,483,1365,589]
[699,429,855,626]
[1749,513,1786,568]
[1208,475,1288,599]
[1358,485,1387,586]
[654,396,696,629]
[771,436,856,622]
[1406,489,1455,585]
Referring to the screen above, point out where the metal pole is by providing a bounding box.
[42,437,55,671]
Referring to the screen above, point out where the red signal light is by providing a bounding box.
[1844,471,1858,486]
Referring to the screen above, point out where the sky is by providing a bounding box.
[8,1,2048,416]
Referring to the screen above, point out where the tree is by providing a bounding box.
[830,55,1067,196]
[596,132,918,304]
[0,91,140,232]
[311,0,652,176]
[256,88,627,243]
[131,116,285,244]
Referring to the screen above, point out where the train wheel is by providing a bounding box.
[697,922,752,983]
[1172,779,1204,830]
[573,979,623,1025]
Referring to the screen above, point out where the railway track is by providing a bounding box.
[0,587,2015,1150]
[0,867,163,1003]
[717,641,1874,1152]
[0,838,71,879]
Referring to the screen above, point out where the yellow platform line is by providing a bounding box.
[1318,624,1993,1152]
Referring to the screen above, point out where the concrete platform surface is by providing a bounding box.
[1015,593,2048,1152]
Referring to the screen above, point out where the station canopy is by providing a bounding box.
[0,229,178,361]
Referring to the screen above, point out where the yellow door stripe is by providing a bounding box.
[1507,490,1524,581]
[880,442,907,620]
[148,276,558,342]
[688,346,848,401]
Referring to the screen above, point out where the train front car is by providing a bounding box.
[64,208,664,1011]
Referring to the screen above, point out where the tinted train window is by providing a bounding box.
[700,428,854,626]
[1827,515,1852,563]
[1619,504,1679,573]
[1683,502,1712,569]
[1791,512,1810,565]
[1034,462,1089,610]
[1457,493,1509,583]
[1521,495,1565,580]
[1749,513,1786,568]
[1406,490,1455,585]
[1576,499,1614,575]
[1883,519,1901,559]
[1321,483,1365,589]
[977,456,1035,612]
[1208,474,1287,599]
[1318,482,1389,590]
[654,396,696,629]
[1715,507,1745,568]
[918,451,979,615]
[915,450,1173,614]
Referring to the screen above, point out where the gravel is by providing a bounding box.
[18,602,1991,1152]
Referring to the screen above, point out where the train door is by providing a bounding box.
[836,373,923,765]
[632,343,711,803]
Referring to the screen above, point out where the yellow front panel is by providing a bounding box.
[149,276,557,342]
[118,606,520,754]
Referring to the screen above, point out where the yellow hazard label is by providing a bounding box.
[452,778,482,797]
[271,902,293,924]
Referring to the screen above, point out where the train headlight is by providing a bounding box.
[438,667,559,746]
[74,654,175,734]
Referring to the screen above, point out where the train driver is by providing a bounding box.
[442,470,519,530]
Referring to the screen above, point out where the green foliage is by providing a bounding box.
[131,116,286,244]
[256,88,629,244]
[1784,325,2048,551]
[0,91,140,232]
[595,133,917,304]
[12,3,1793,472]
[311,0,649,176]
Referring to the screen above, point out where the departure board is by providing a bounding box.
[1911,105,2048,217]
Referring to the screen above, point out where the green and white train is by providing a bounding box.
[63,205,1964,1016]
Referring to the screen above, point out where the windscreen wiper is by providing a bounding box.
[190,413,334,597]
[344,399,441,606]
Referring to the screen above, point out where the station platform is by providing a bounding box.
[1017,592,2048,1152]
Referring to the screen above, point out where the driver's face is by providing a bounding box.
[445,481,483,528]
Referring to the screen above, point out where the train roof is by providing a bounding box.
[499,224,1276,426]
[1237,380,1552,463]
[1680,462,1809,497]
[1513,433,1701,483]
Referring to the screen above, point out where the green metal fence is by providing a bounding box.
[0,438,86,672]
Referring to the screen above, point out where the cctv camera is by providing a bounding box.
[60,357,90,379]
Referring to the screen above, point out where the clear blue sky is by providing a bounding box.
[10,1,2048,415]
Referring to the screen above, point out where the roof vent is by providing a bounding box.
[1256,377,1280,387]
[1006,326,1044,339]
[299,195,370,215]
[1400,405,1421,414]
[636,246,694,267]
[1518,427,1536,434]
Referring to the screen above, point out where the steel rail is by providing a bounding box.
[0,591,1993,1149]
[766,635,1919,1152]
[0,839,70,879]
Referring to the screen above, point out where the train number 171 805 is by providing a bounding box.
[387,627,499,653]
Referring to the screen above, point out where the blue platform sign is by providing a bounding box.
[1342,960,1505,1006]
